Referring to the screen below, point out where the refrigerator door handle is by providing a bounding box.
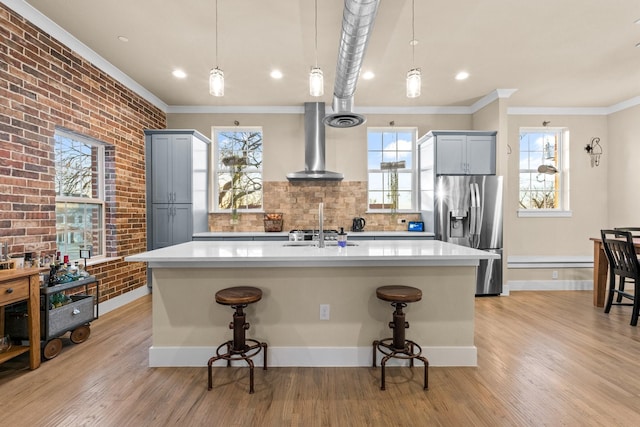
[470,183,482,248]
[469,183,477,246]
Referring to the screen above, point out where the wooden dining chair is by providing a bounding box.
[613,228,640,301]
[614,227,640,238]
[601,229,640,326]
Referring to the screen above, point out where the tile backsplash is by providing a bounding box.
[208,181,421,232]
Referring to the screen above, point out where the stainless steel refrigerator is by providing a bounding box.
[435,175,503,295]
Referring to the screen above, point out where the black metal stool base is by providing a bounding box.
[373,338,429,390]
[207,338,267,394]
[207,300,267,394]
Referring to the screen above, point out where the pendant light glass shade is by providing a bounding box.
[309,67,324,97]
[406,68,421,98]
[209,67,224,97]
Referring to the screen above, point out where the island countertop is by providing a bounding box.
[125,239,497,268]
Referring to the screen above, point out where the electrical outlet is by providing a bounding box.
[552,270,559,279]
[397,218,406,225]
[319,304,330,320]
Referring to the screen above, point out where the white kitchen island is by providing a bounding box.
[125,240,498,368]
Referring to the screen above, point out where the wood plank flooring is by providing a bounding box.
[1,291,640,426]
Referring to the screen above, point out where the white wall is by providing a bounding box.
[506,114,608,256]
[607,104,640,227]
[167,112,471,182]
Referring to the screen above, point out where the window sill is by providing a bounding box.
[517,210,572,218]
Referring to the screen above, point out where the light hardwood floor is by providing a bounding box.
[2,291,640,426]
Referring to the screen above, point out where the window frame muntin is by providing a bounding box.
[366,126,418,213]
[212,126,264,213]
[517,126,571,216]
[54,128,107,259]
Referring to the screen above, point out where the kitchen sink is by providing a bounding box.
[282,241,358,247]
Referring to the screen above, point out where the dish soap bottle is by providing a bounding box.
[338,227,347,248]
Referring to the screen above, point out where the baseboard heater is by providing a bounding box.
[507,256,593,269]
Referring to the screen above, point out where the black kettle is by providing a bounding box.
[351,217,366,232]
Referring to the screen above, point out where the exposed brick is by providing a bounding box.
[0,4,166,303]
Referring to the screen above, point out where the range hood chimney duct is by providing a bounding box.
[324,0,381,128]
[286,102,343,181]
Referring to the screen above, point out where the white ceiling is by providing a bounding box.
[15,0,640,110]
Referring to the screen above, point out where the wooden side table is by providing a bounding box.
[0,268,42,370]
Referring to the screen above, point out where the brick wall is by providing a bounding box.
[209,181,421,232]
[0,5,166,301]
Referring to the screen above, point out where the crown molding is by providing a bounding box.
[606,96,640,114]
[507,106,610,116]
[470,89,518,113]
[166,105,305,114]
[3,0,168,112]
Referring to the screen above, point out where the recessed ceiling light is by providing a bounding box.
[117,35,129,43]
[270,70,283,79]
[409,39,419,46]
[635,18,640,24]
[362,71,375,80]
[636,42,640,48]
[172,69,187,79]
[455,71,470,81]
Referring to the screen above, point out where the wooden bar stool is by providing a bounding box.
[372,285,429,390]
[207,286,268,394]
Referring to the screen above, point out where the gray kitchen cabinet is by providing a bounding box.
[428,131,496,175]
[151,204,193,248]
[145,129,210,250]
[150,133,194,204]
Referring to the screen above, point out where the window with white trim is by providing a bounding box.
[212,127,263,212]
[54,129,106,258]
[367,128,417,212]
[518,127,569,214]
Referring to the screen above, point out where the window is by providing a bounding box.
[213,127,263,212]
[367,128,416,212]
[518,128,570,215]
[54,129,106,258]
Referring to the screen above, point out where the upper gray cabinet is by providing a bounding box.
[150,133,194,204]
[430,131,497,175]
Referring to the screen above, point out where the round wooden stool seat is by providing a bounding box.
[215,286,262,306]
[376,285,422,304]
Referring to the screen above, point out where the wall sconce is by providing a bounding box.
[584,137,602,167]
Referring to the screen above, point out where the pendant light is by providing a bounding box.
[406,0,421,98]
[209,0,224,97]
[309,0,324,97]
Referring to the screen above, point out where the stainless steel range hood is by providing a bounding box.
[286,102,343,181]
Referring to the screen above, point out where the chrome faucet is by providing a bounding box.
[318,202,324,248]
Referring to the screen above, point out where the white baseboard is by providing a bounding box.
[149,345,477,368]
[97,285,150,315]
[506,280,593,292]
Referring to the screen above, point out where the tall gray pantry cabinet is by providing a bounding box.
[144,129,210,252]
